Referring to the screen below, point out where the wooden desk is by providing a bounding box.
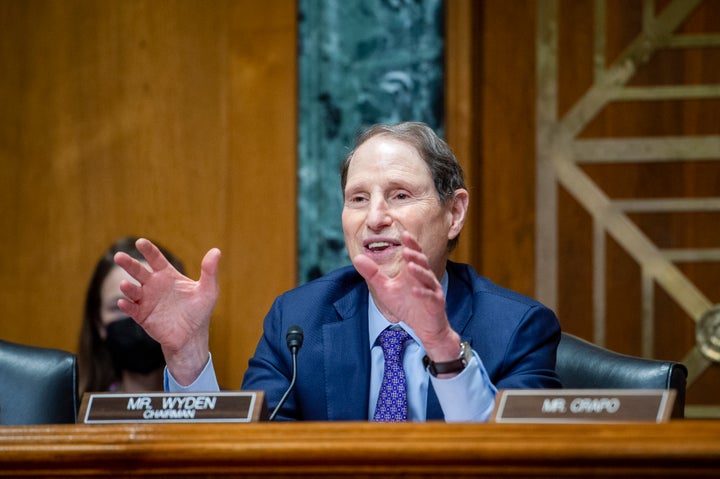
[0,420,718,478]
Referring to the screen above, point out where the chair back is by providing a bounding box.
[0,339,79,425]
[556,332,688,418]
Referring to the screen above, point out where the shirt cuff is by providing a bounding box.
[164,352,220,392]
[429,352,497,422]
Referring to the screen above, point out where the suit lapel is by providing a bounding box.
[445,263,474,339]
[323,282,371,420]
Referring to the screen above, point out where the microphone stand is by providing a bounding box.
[268,326,303,421]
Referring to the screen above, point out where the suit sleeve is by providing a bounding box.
[241,295,299,420]
[493,304,562,390]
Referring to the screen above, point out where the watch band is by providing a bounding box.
[423,341,471,377]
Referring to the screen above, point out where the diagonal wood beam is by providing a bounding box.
[560,0,703,137]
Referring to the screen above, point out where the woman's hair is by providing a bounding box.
[340,121,466,251]
[77,236,185,396]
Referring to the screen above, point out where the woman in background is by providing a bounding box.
[78,236,185,397]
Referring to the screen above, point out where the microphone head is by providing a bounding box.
[286,325,304,351]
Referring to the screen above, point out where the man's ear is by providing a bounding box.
[447,189,469,240]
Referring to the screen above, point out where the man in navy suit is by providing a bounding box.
[115,122,561,422]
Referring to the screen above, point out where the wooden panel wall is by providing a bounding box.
[446,0,719,411]
[2,0,716,410]
[553,0,720,408]
[0,0,296,390]
[446,0,539,295]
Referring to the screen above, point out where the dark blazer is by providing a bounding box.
[241,261,561,421]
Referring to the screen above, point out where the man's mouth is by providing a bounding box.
[364,240,400,252]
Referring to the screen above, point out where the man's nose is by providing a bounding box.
[366,197,391,229]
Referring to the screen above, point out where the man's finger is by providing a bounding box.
[119,280,142,302]
[117,298,139,318]
[352,254,381,284]
[136,238,171,273]
[400,231,422,252]
[114,251,151,283]
[199,247,222,292]
[407,261,439,290]
[402,246,430,269]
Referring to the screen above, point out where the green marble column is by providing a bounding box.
[298,0,444,283]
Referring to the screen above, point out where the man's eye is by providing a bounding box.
[395,192,409,200]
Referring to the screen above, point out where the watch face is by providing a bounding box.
[460,341,472,363]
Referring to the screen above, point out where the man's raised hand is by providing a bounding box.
[114,238,221,385]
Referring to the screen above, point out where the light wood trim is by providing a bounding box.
[445,0,477,268]
[0,421,719,477]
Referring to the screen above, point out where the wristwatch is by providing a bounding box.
[423,341,472,377]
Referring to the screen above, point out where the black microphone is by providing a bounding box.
[268,325,304,421]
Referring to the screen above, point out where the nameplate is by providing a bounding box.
[79,391,267,424]
[491,389,676,423]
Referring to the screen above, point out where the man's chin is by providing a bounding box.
[376,263,402,279]
[351,250,403,278]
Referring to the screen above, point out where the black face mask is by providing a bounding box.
[105,317,165,374]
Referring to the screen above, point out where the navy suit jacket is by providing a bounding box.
[241,261,561,421]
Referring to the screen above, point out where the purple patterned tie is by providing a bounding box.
[373,327,411,422]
